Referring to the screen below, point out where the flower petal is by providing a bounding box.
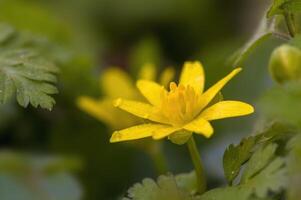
[138,63,157,81]
[159,67,175,87]
[200,100,254,121]
[199,68,242,109]
[110,123,165,142]
[179,61,205,93]
[101,67,136,99]
[136,80,166,106]
[114,98,168,124]
[183,118,213,138]
[152,126,181,140]
[77,96,115,125]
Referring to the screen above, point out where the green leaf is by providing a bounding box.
[123,173,199,200]
[287,134,301,200]
[267,0,301,17]
[199,186,252,200]
[0,24,14,44]
[267,0,289,17]
[259,81,301,127]
[243,157,287,198]
[202,156,286,200]
[223,136,256,184]
[0,24,59,110]
[241,144,278,183]
[175,171,198,195]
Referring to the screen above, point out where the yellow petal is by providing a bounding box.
[110,123,165,142]
[138,63,157,81]
[152,126,181,140]
[114,98,167,124]
[101,67,136,99]
[183,118,213,138]
[136,80,166,106]
[179,61,205,93]
[200,101,254,121]
[77,96,115,126]
[159,67,175,87]
[199,68,242,109]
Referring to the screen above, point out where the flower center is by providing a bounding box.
[158,82,201,126]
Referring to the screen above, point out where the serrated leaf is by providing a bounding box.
[202,156,286,200]
[241,144,278,183]
[223,136,256,184]
[175,171,198,195]
[244,157,287,198]
[199,186,252,200]
[0,30,59,110]
[123,173,198,200]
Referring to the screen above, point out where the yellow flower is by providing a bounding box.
[76,64,175,130]
[110,61,254,144]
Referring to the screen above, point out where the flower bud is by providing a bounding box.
[269,44,301,84]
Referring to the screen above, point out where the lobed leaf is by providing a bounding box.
[223,136,256,184]
[123,173,199,200]
[0,24,59,110]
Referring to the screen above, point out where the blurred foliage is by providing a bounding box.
[0,24,59,110]
[0,151,82,200]
[123,172,198,200]
[0,0,300,200]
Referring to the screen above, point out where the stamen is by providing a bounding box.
[159,82,202,126]
[169,82,177,91]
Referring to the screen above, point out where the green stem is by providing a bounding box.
[187,136,207,194]
[284,12,296,37]
[148,142,168,175]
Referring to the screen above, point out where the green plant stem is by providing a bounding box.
[148,143,168,175]
[284,12,296,37]
[187,135,207,194]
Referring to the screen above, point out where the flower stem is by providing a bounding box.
[187,135,207,194]
[284,12,296,37]
[148,143,168,174]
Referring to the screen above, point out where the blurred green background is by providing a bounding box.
[0,0,283,199]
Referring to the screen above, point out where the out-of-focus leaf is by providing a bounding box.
[267,0,289,17]
[0,152,82,200]
[230,10,275,66]
[0,0,72,43]
[223,136,256,184]
[287,134,301,200]
[123,173,199,200]
[241,144,278,183]
[199,186,252,200]
[129,37,162,78]
[290,34,301,48]
[0,24,59,110]
[243,157,287,198]
[202,155,286,200]
[260,81,301,127]
[175,171,198,195]
[267,0,301,17]
[204,154,286,200]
